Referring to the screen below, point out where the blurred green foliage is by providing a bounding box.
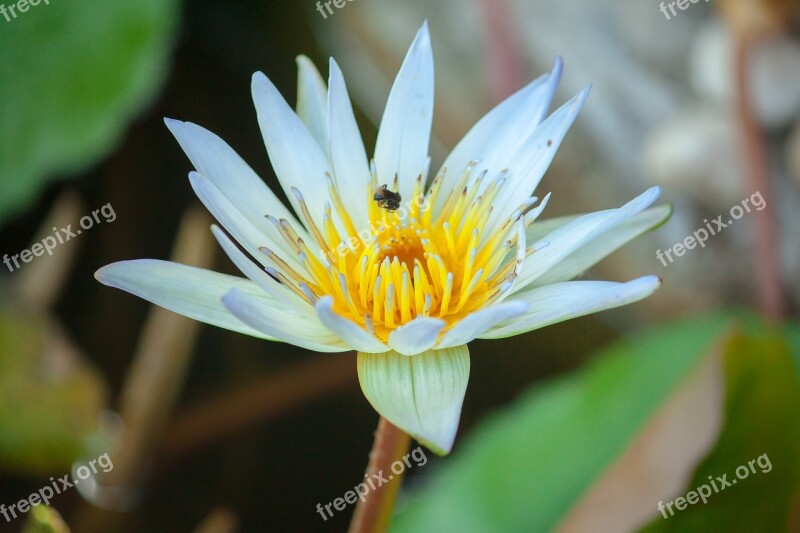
[23,505,70,533]
[0,0,179,226]
[393,313,800,532]
[642,323,800,531]
[0,309,106,475]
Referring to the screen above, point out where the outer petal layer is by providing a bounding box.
[295,55,329,154]
[315,296,389,353]
[434,59,562,216]
[223,289,350,352]
[94,259,277,340]
[252,71,333,232]
[357,345,470,455]
[328,58,371,231]
[436,301,528,349]
[524,204,672,288]
[482,276,662,339]
[374,22,434,200]
[513,187,661,293]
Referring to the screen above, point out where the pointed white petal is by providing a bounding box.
[481,276,662,339]
[357,345,470,455]
[435,58,563,215]
[210,224,313,314]
[165,119,312,248]
[436,301,528,349]
[189,172,307,275]
[95,260,276,340]
[252,71,333,231]
[387,317,446,355]
[485,86,590,235]
[374,22,434,201]
[222,288,350,352]
[514,187,662,293]
[528,204,672,288]
[315,296,389,353]
[296,55,328,154]
[328,58,371,231]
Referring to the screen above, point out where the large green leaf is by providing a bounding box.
[641,323,800,531]
[392,315,732,532]
[0,0,179,225]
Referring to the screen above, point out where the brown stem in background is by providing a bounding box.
[106,206,215,489]
[15,192,84,313]
[732,36,786,320]
[72,206,214,531]
[161,352,356,459]
[478,0,527,105]
[192,507,239,533]
[348,418,411,533]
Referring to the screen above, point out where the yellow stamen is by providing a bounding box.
[254,165,546,342]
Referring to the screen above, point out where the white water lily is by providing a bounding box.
[95,22,668,455]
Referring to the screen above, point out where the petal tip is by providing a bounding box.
[251,71,272,93]
[163,117,183,130]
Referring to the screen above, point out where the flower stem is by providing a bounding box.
[478,0,526,105]
[732,34,786,321]
[349,417,411,533]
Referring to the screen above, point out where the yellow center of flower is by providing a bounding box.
[262,165,535,342]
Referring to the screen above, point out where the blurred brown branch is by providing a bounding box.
[160,352,356,459]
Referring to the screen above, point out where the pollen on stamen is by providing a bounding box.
[252,163,550,342]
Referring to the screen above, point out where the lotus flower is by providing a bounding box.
[95,22,668,454]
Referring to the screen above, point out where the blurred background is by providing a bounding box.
[1,0,799,531]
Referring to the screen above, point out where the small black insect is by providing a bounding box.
[373,184,402,211]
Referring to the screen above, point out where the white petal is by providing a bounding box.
[315,296,389,353]
[481,276,662,339]
[357,345,470,455]
[189,172,307,275]
[514,187,662,293]
[222,288,350,352]
[387,317,446,355]
[328,58,371,231]
[164,119,311,248]
[210,224,312,314]
[295,55,328,154]
[485,86,590,235]
[252,71,333,231]
[374,22,434,201]
[436,301,528,349]
[434,59,563,215]
[95,259,276,340]
[528,204,672,288]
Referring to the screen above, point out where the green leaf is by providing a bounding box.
[0,309,107,475]
[0,0,179,225]
[786,321,800,380]
[391,315,732,532]
[641,322,800,531]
